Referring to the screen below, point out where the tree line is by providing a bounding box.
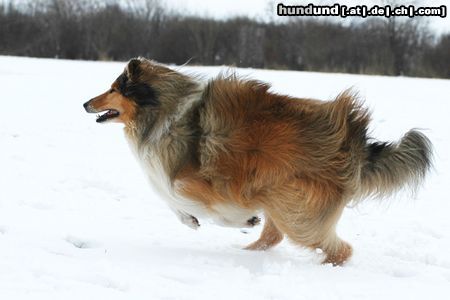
[0,0,448,78]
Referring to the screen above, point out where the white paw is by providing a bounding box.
[179,213,200,230]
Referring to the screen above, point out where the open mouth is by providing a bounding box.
[96,109,120,123]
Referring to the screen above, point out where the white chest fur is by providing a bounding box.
[129,138,211,220]
[128,140,256,228]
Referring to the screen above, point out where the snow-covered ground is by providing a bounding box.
[0,56,449,299]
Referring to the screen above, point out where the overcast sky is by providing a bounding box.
[4,0,449,34]
[162,0,449,34]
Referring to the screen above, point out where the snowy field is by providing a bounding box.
[0,56,449,299]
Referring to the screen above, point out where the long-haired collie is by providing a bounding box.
[83,58,432,266]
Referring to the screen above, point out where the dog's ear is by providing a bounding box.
[126,58,142,80]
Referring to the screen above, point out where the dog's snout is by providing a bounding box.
[83,100,93,112]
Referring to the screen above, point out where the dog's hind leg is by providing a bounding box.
[264,197,352,266]
[304,203,353,266]
[314,204,353,266]
[244,213,284,250]
[319,233,353,266]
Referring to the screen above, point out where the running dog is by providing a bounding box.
[83,58,432,265]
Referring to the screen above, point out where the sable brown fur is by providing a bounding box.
[84,57,433,266]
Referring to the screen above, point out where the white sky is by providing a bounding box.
[163,0,449,34]
[4,0,449,34]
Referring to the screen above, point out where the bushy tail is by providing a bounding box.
[360,130,433,198]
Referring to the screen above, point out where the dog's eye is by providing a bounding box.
[109,89,115,94]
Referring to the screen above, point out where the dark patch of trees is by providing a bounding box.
[0,0,448,78]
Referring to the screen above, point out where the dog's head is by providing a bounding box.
[84,57,193,125]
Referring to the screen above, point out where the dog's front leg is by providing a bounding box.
[174,210,200,230]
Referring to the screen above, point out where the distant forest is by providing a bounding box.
[0,0,449,78]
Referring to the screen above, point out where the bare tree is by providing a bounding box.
[0,0,447,78]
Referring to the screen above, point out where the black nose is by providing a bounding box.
[83,100,90,112]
